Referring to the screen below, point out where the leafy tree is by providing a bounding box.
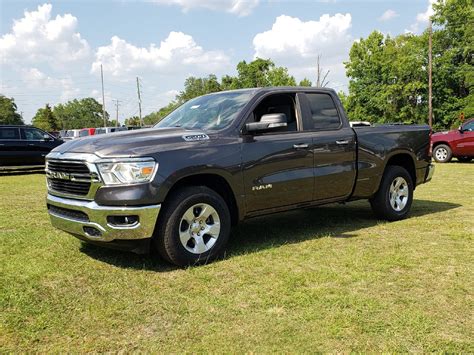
[344,0,473,130]
[431,0,473,128]
[234,58,297,88]
[53,98,109,129]
[299,78,312,87]
[124,116,141,126]
[177,75,221,103]
[0,95,24,125]
[32,104,60,131]
[143,101,180,125]
[141,58,305,123]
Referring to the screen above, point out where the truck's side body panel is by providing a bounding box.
[352,125,431,198]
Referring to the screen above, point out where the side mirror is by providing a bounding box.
[459,126,464,133]
[246,113,288,133]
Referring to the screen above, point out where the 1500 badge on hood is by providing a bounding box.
[182,134,210,142]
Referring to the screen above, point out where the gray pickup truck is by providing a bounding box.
[46,87,434,266]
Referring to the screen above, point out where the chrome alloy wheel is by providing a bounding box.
[179,203,221,254]
[435,147,448,161]
[389,177,409,212]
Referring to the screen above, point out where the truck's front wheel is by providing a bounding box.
[154,186,231,266]
[433,144,452,163]
[370,165,413,221]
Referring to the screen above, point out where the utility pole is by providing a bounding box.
[428,18,433,128]
[112,99,120,127]
[136,77,143,127]
[101,64,107,128]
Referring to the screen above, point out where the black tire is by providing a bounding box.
[154,186,231,267]
[370,165,414,221]
[433,144,452,163]
[457,156,472,163]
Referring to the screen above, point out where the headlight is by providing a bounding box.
[96,159,157,185]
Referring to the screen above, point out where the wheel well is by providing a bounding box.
[165,174,239,225]
[386,154,416,186]
[432,141,451,149]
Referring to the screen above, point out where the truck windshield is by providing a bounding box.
[155,90,254,131]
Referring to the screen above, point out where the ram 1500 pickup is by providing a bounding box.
[46,87,434,266]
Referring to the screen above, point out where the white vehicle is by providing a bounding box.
[63,129,81,140]
[95,127,128,135]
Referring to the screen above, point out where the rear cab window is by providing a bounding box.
[302,93,341,131]
[0,127,21,140]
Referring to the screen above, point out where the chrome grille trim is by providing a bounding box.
[45,152,104,201]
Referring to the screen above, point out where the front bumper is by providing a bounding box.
[46,194,161,243]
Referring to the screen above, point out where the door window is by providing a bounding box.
[23,128,45,140]
[249,93,299,132]
[462,121,474,132]
[0,127,20,140]
[305,93,341,130]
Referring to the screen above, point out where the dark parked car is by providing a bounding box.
[431,119,474,163]
[0,125,63,170]
[45,87,434,266]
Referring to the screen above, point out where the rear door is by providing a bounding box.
[241,92,314,212]
[299,92,357,201]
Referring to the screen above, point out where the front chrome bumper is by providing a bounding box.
[46,194,161,242]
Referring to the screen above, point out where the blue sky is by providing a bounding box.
[0,0,434,123]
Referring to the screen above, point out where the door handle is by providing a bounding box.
[28,144,35,146]
[293,143,308,149]
[336,140,350,145]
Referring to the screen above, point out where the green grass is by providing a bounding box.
[1,163,473,352]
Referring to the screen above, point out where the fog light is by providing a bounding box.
[83,226,102,237]
[107,215,139,227]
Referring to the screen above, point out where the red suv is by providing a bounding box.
[431,119,474,163]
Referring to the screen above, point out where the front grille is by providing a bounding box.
[47,161,90,174]
[48,179,91,196]
[47,204,89,222]
[46,160,92,197]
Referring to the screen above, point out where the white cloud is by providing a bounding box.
[19,67,81,102]
[408,0,437,33]
[252,14,352,88]
[92,31,230,76]
[254,14,352,61]
[0,3,90,68]
[153,0,259,16]
[379,9,398,22]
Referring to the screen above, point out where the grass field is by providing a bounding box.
[1,163,473,352]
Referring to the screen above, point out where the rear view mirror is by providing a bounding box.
[246,113,288,133]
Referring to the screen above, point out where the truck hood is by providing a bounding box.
[52,127,212,157]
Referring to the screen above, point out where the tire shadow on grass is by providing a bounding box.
[79,199,461,271]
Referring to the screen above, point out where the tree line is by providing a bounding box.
[0,0,471,131]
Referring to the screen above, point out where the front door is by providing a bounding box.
[241,92,314,213]
[21,127,53,165]
[455,120,474,156]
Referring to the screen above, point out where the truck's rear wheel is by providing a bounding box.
[433,144,452,163]
[154,186,231,266]
[370,165,413,221]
